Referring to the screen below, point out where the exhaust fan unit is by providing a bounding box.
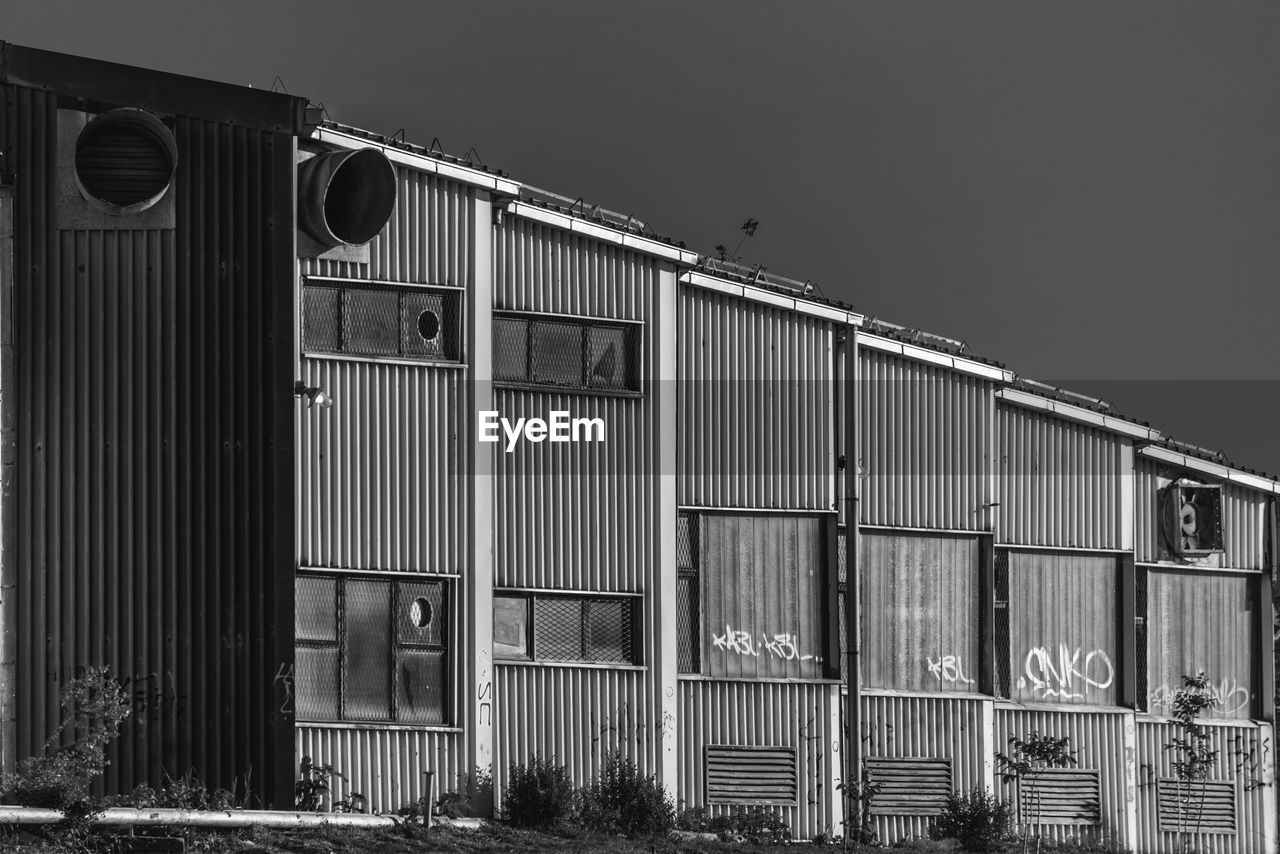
[74,108,177,215]
[298,147,397,250]
[1161,480,1224,556]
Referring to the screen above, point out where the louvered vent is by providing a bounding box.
[74,109,176,212]
[705,745,797,805]
[866,757,951,816]
[1018,769,1101,826]
[1157,778,1236,834]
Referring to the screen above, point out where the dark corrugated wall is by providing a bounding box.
[1,82,297,803]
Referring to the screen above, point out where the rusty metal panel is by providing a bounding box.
[4,82,296,803]
[997,404,1124,549]
[677,286,833,511]
[295,726,463,814]
[1006,551,1118,706]
[1135,719,1270,854]
[860,531,982,693]
[699,514,826,680]
[857,693,987,843]
[995,707,1130,847]
[858,347,993,530]
[1145,569,1257,721]
[297,358,465,573]
[1135,458,1266,570]
[679,680,836,841]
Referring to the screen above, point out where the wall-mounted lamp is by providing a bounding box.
[294,380,333,409]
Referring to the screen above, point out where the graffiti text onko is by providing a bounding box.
[1148,678,1250,715]
[711,624,820,663]
[1018,644,1113,700]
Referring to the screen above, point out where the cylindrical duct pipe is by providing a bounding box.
[74,108,178,215]
[298,148,397,249]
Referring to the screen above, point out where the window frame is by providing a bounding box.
[491,309,644,396]
[301,276,465,364]
[492,589,642,666]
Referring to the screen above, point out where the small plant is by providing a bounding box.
[839,757,883,846]
[676,804,792,844]
[501,754,576,829]
[295,755,366,813]
[996,731,1077,854]
[1162,672,1220,852]
[931,788,1014,853]
[577,752,674,837]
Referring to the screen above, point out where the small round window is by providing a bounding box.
[417,309,441,342]
[74,109,177,214]
[408,596,433,629]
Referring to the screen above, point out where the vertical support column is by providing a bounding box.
[0,185,14,776]
[468,192,496,815]
[1259,497,1276,723]
[1119,443,1135,553]
[981,699,996,793]
[978,535,996,695]
[655,263,679,795]
[844,331,861,838]
[1118,442,1139,848]
[1259,718,1277,854]
[1121,712,1139,849]
[1118,553,1137,710]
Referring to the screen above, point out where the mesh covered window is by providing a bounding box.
[302,280,461,362]
[495,593,637,664]
[492,311,639,392]
[294,575,449,724]
[677,513,701,673]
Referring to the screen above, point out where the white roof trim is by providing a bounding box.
[1139,445,1280,494]
[996,388,1162,441]
[315,127,521,195]
[506,201,700,264]
[856,332,1014,383]
[679,270,864,326]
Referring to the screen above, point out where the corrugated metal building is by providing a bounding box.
[0,44,1274,852]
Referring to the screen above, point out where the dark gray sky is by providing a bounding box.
[8,1,1280,472]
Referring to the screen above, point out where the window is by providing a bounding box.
[493,593,637,664]
[295,575,449,724]
[303,280,461,362]
[492,311,640,392]
[677,513,701,674]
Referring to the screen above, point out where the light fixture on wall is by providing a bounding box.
[294,380,334,409]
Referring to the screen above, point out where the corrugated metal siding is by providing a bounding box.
[860,531,981,693]
[296,726,463,813]
[677,286,833,511]
[699,514,826,680]
[1135,719,1270,854]
[857,693,987,844]
[296,359,464,573]
[303,165,474,285]
[1135,457,1266,570]
[1145,569,1257,721]
[680,680,836,841]
[997,404,1123,549]
[4,85,296,800]
[995,708,1130,846]
[1007,551,1118,706]
[859,348,992,530]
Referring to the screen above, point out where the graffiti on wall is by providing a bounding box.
[926,654,976,685]
[1148,677,1250,716]
[1018,644,1113,700]
[711,624,821,663]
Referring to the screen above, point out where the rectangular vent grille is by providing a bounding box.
[1157,778,1236,834]
[1018,769,1101,826]
[705,745,798,805]
[866,757,952,816]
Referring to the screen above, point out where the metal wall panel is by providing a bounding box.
[1006,551,1118,706]
[995,707,1131,847]
[1135,457,1266,570]
[859,347,992,530]
[857,693,987,844]
[997,404,1124,549]
[296,359,465,573]
[1145,569,1257,721]
[1135,719,1271,854]
[679,680,837,841]
[677,286,833,511]
[296,726,463,814]
[3,84,297,801]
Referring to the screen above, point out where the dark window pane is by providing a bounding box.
[401,291,453,360]
[296,646,339,721]
[303,286,341,352]
[493,318,529,382]
[493,596,530,660]
[585,599,631,663]
[296,576,337,642]
[530,321,583,386]
[343,289,400,357]
[586,325,630,389]
[397,648,446,725]
[676,514,696,570]
[343,579,392,721]
[398,580,445,647]
[678,574,700,673]
[534,597,583,660]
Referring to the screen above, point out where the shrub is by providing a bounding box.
[676,803,792,844]
[501,755,576,829]
[931,788,1014,853]
[578,753,674,837]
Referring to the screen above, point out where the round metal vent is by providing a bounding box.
[74,109,177,214]
[298,148,397,248]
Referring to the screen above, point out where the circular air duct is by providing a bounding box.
[298,148,397,249]
[74,109,177,215]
